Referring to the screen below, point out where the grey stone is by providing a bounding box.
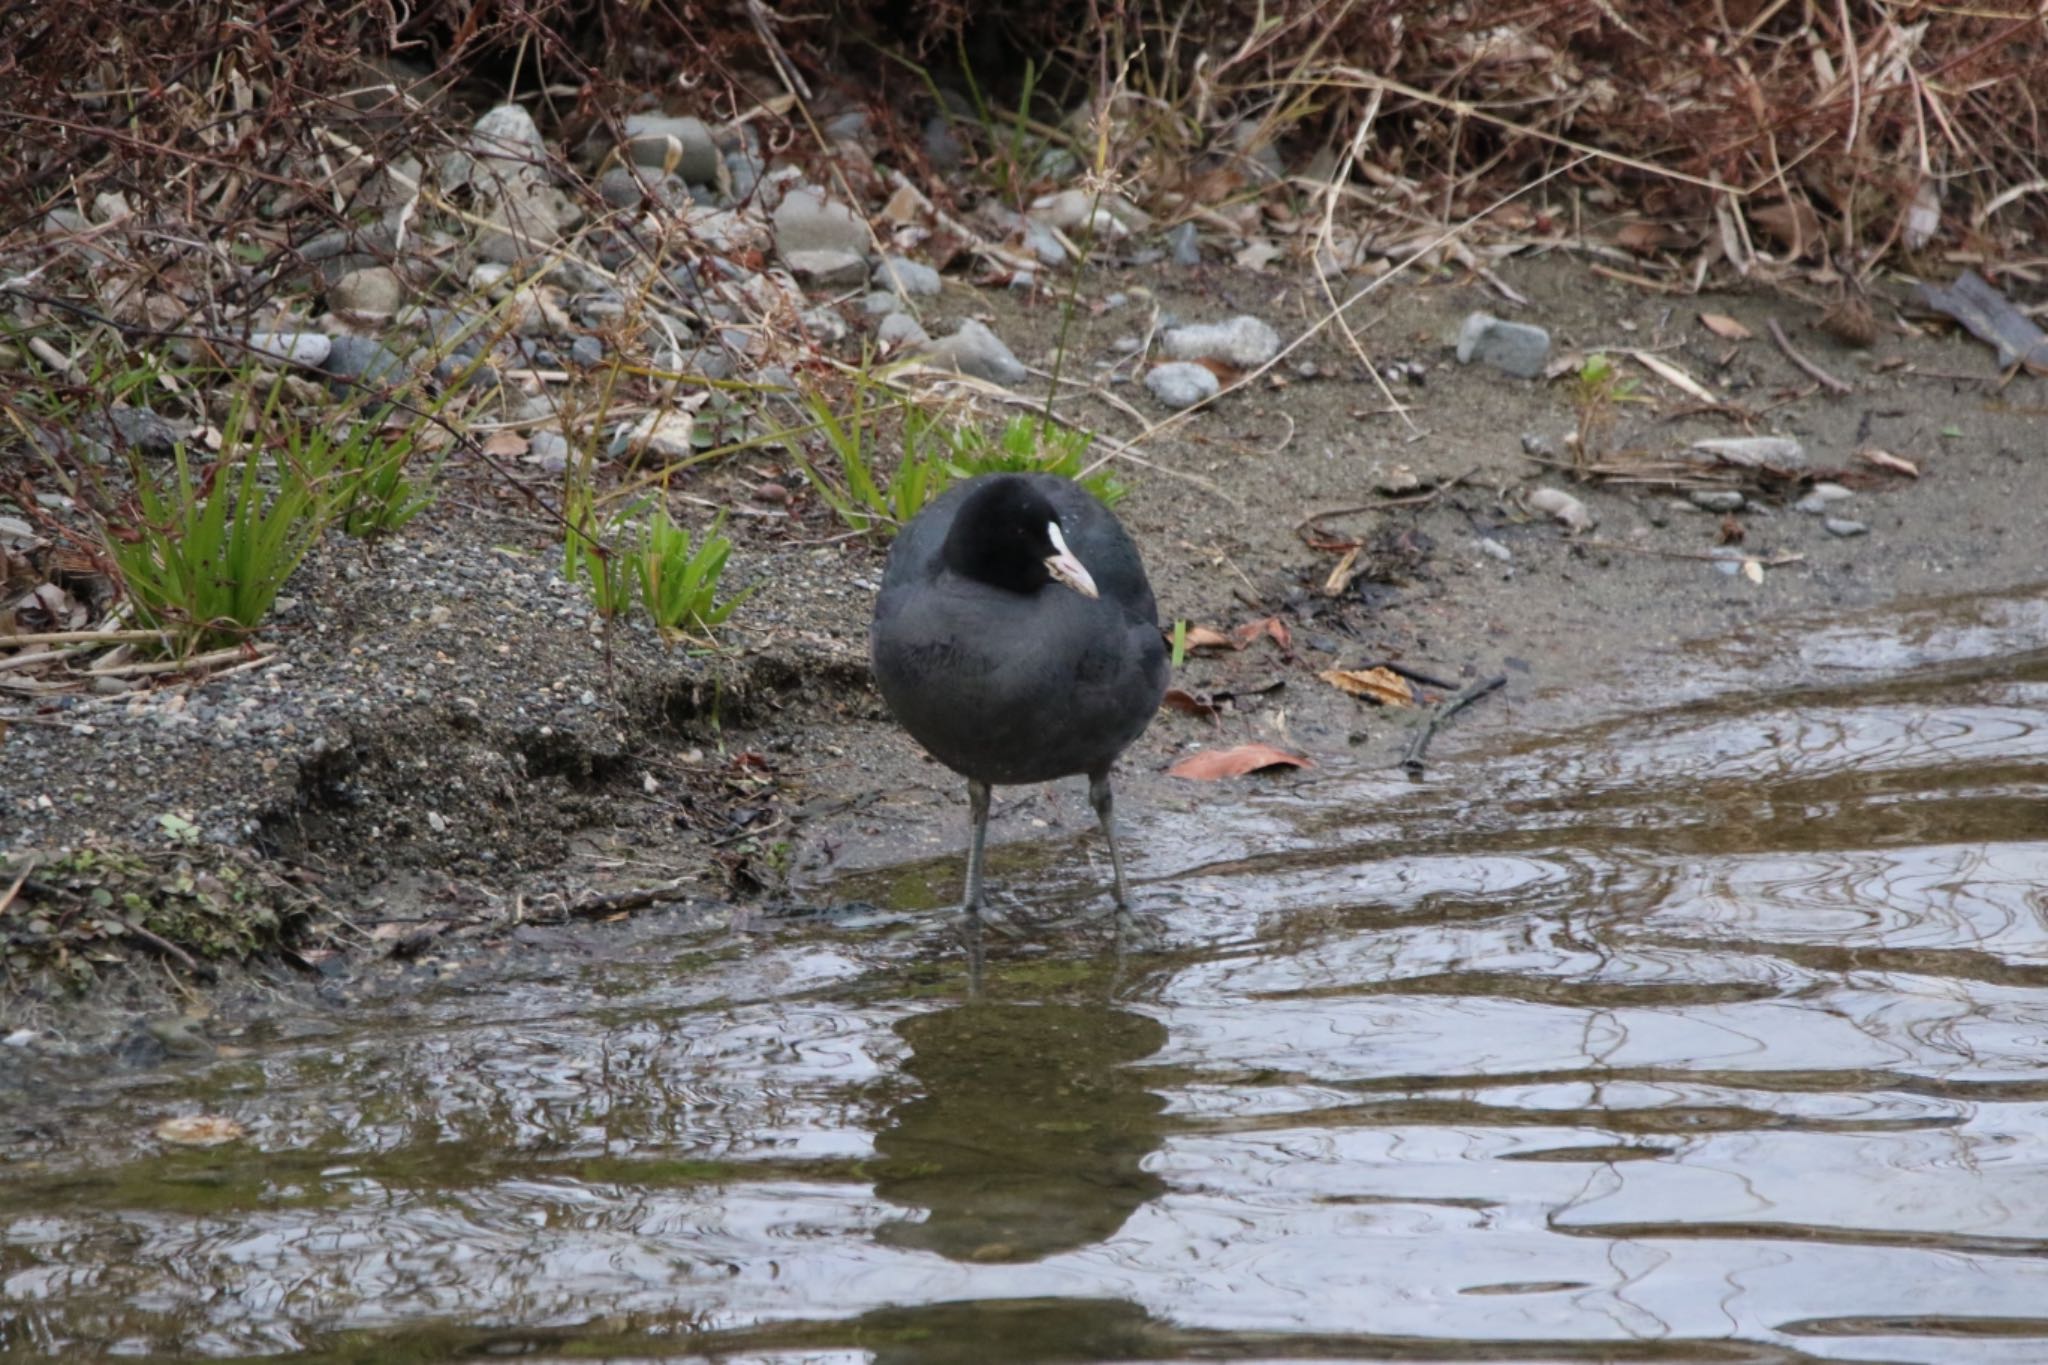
[1689,489,1746,513]
[725,148,764,199]
[329,266,404,321]
[1455,312,1551,379]
[861,291,904,317]
[569,335,604,368]
[246,332,332,367]
[1168,221,1201,267]
[918,319,1027,385]
[109,406,182,456]
[621,114,720,185]
[877,255,941,297]
[1824,516,1869,537]
[322,336,410,386]
[923,115,966,171]
[1162,315,1280,368]
[773,187,868,257]
[657,346,733,381]
[1022,220,1068,267]
[823,109,871,142]
[1145,361,1221,408]
[1478,537,1513,563]
[802,308,850,344]
[876,312,930,348]
[783,249,868,289]
[1796,481,1855,515]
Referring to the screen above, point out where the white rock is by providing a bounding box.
[1145,361,1220,408]
[1527,486,1595,534]
[1162,315,1280,368]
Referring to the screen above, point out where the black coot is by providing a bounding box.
[871,473,1169,917]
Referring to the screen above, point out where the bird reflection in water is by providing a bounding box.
[871,939,1170,1262]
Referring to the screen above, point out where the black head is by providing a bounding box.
[940,477,1100,599]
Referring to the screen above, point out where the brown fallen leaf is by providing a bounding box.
[1615,220,1690,255]
[479,429,530,458]
[1857,446,1920,478]
[1322,545,1363,596]
[1232,616,1292,652]
[1161,687,1220,722]
[1177,624,1235,652]
[1699,312,1753,341]
[1318,666,1415,707]
[1168,743,1313,781]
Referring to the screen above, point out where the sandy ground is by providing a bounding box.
[5,247,2046,1025]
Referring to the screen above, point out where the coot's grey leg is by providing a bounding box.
[962,779,992,916]
[1088,770,1131,909]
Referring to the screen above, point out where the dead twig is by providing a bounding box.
[1402,675,1508,777]
[1767,318,1853,394]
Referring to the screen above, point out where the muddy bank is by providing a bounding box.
[5,250,2046,1033]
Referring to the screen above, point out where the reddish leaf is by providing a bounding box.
[1168,743,1314,780]
[1180,625,1235,652]
[1232,615,1293,651]
[1162,687,1220,721]
[1699,311,1753,341]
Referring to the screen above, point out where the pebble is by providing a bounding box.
[772,186,868,258]
[247,332,332,367]
[1689,489,1746,513]
[569,335,604,368]
[918,320,1025,385]
[923,115,966,171]
[1162,315,1280,368]
[876,255,941,297]
[321,335,410,386]
[782,249,868,289]
[1479,537,1513,562]
[1824,516,1869,537]
[621,114,721,185]
[860,291,903,317]
[1167,221,1201,267]
[876,313,930,348]
[1795,481,1855,515]
[1022,220,1067,267]
[1145,361,1220,408]
[1455,312,1551,379]
[329,266,404,322]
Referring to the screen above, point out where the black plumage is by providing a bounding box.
[871,473,1168,916]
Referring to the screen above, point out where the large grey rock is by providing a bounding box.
[443,104,582,265]
[876,312,930,349]
[877,255,941,297]
[783,249,868,289]
[918,320,1026,385]
[621,114,720,185]
[1145,361,1220,408]
[1162,315,1280,368]
[1455,312,1550,379]
[773,187,867,258]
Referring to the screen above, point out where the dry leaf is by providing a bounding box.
[1699,312,1753,341]
[1857,447,1919,478]
[1180,625,1235,652]
[1748,198,1823,257]
[1318,666,1415,707]
[1232,616,1292,652]
[479,429,529,458]
[1741,559,1765,585]
[1162,687,1220,721]
[154,1115,245,1147]
[1615,220,1688,255]
[1168,743,1313,781]
[1322,545,1362,596]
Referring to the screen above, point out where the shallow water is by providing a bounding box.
[7,588,2048,1363]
